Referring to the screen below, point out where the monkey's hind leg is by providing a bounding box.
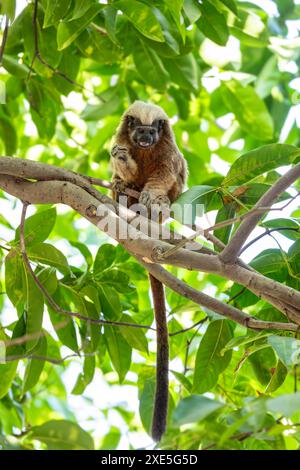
[149,274,169,442]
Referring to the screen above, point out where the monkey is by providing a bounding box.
[110,101,187,442]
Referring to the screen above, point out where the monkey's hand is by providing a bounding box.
[111,144,130,162]
[111,145,138,181]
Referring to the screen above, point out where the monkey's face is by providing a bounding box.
[126,115,164,149]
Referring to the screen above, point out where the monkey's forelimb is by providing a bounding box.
[149,273,169,442]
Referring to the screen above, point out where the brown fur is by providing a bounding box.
[111,101,187,205]
[110,101,187,442]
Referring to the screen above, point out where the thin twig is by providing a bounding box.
[241,226,300,254]
[156,199,300,260]
[5,351,96,365]
[220,162,300,263]
[169,316,208,336]
[27,0,105,100]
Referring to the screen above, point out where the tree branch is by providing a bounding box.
[220,161,300,263]
[1,157,300,330]
[137,259,299,332]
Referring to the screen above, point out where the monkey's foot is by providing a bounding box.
[111,145,130,162]
[139,191,170,208]
[153,195,170,207]
[139,192,171,221]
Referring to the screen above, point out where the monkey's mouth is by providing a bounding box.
[138,140,152,148]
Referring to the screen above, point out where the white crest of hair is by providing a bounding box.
[126,100,168,125]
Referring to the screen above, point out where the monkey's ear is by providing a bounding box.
[126,115,135,126]
[158,119,165,131]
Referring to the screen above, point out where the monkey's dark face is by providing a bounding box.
[126,115,164,149]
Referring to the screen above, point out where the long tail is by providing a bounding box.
[149,273,169,442]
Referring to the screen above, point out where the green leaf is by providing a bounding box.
[249,347,276,386]
[113,1,164,42]
[44,0,72,27]
[98,284,121,320]
[94,244,116,274]
[37,267,58,296]
[230,26,268,48]
[100,427,121,450]
[139,377,175,435]
[52,51,80,95]
[197,1,229,46]
[133,41,169,90]
[237,183,291,206]
[139,378,156,435]
[214,202,236,247]
[26,80,57,139]
[104,325,131,383]
[268,335,300,367]
[103,5,118,44]
[0,329,18,399]
[0,359,18,399]
[250,249,288,281]
[193,320,233,393]
[71,0,97,20]
[72,356,95,395]
[2,55,30,78]
[266,393,300,418]
[173,395,224,425]
[164,0,184,30]
[118,313,148,353]
[6,314,26,357]
[1,0,16,21]
[288,239,300,273]
[97,269,135,294]
[221,80,274,141]
[183,0,201,24]
[223,144,300,186]
[57,4,103,50]
[76,29,122,64]
[263,218,300,241]
[173,186,218,225]
[222,331,271,352]
[29,420,94,450]
[265,360,288,393]
[69,241,93,267]
[81,95,120,121]
[48,288,78,352]
[219,0,237,14]
[5,249,24,309]
[22,6,61,75]
[23,266,44,352]
[0,115,17,155]
[164,54,199,92]
[171,370,192,393]
[14,208,57,247]
[27,243,70,275]
[22,335,47,393]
